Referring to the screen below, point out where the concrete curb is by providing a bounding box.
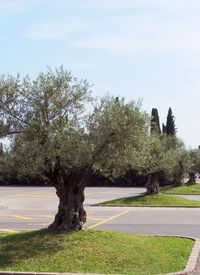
[0,273,112,275]
[95,204,200,208]
[0,235,199,275]
[165,193,200,195]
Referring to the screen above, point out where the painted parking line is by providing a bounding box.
[0,228,36,233]
[0,215,105,221]
[7,195,55,198]
[0,215,33,220]
[7,192,90,198]
[0,211,127,232]
[87,209,129,229]
[28,223,48,226]
[0,217,19,220]
[87,217,105,221]
[0,228,20,233]
[44,215,54,219]
[44,215,104,221]
[11,215,32,220]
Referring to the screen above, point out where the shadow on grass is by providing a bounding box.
[118,194,147,203]
[0,229,68,267]
[99,193,151,205]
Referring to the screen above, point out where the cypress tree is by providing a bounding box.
[162,123,166,134]
[165,107,176,135]
[150,108,161,134]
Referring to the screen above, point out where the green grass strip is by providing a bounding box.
[163,183,200,195]
[99,193,200,206]
[0,229,193,275]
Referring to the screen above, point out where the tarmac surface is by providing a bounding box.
[1,186,200,237]
[0,186,143,232]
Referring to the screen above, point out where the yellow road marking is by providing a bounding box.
[11,215,32,220]
[45,215,104,221]
[0,228,36,233]
[87,210,129,229]
[87,217,105,221]
[28,223,47,226]
[0,217,18,220]
[8,195,54,198]
[26,192,54,195]
[0,228,20,233]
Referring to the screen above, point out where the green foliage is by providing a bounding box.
[87,96,148,177]
[0,67,92,177]
[142,135,176,175]
[150,108,161,134]
[0,70,149,181]
[141,134,191,185]
[162,123,166,134]
[189,148,200,172]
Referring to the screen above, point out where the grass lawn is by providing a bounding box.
[0,229,193,275]
[163,183,200,195]
[99,193,200,207]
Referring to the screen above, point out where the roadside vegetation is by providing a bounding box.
[99,193,200,207]
[0,230,193,275]
[163,183,200,195]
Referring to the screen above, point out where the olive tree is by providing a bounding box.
[86,96,148,179]
[0,69,148,232]
[187,149,200,183]
[0,67,92,231]
[142,135,190,194]
[172,148,191,186]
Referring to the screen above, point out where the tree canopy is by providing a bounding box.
[150,108,161,134]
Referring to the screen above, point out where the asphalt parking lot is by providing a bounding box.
[0,186,143,233]
[1,186,200,239]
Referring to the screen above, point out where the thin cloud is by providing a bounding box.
[0,0,54,16]
[21,0,200,56]
[23,23,72,40]
[62,0,200,13]
[0,0,28,15]
[23,17,90,40]
[74,31,200,55]
[73,18,200,55]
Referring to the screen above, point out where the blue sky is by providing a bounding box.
[0,0,200,148]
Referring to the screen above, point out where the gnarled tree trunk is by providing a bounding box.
[146,173,159,195]
[173,161,184,187]
[187,171,196,185]
[173,173,184,187]
[45,159,87,232]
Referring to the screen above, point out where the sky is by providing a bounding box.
[0,0,200,148]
